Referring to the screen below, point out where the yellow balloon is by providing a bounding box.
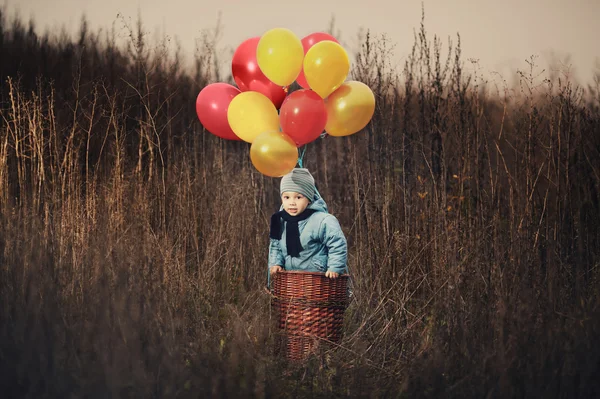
[257,28,304,87]
[304,41,350,99]
[325,81,376,137]
[250,131,298,177]
[227,91,280,143]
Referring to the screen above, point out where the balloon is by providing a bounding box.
[303,41,350,99]
[256,28,304,87]
[296,32,339,89]
[325,81,376,137]
[279,89,327,146]
[250,131,298,177]
[232,37,287,109]
[195,83,242,141]
[227,91,280,143]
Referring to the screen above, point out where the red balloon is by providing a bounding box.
[279,89,327,146]
[232,37,287,109]
[296,32,340,89]
[196,83,241,141]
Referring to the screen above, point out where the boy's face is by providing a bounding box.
[281,191,310,216]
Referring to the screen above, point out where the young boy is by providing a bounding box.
[269,168,347,279]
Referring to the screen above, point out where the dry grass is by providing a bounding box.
[1,7,599,398]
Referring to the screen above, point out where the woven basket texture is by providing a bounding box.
[272,271,349,361]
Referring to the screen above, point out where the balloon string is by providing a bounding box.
[297,145,307,168]
[297,132,327,168]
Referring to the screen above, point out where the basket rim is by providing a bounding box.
[275,270,349,277]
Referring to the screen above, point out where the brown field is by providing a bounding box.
[1,7,599,398]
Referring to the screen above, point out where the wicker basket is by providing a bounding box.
[271,270,349,361]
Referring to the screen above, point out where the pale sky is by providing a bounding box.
[6,0,600,86]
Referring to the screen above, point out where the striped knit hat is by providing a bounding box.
[280,168,315,202]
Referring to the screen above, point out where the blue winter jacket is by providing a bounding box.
[268,192,347,274]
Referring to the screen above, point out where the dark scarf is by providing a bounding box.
[270,209,318,257]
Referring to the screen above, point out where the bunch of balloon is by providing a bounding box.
[194,28,376,178]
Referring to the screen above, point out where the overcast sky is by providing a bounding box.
[6,0,600,86]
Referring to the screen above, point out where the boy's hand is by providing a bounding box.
[325,270,340,279]
[270,266,283,276]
